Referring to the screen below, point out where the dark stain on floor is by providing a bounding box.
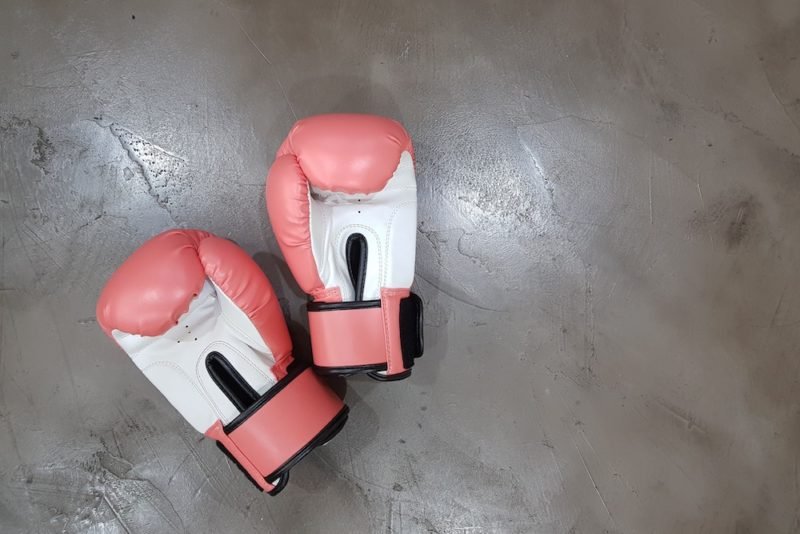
[689,192,761,250]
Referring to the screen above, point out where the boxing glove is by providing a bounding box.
[267,114,423,381]
[96,229,348,494]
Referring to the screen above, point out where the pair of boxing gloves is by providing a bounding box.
[96,114,423,495]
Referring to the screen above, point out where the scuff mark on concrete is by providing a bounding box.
[688,191,763,251]
[653,398,709,437]
[91,117,184,222]
[30,127,55,175]
[13,454,185,534]
[0,116,55,175]
[583,264,597,379]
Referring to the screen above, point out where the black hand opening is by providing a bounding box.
[206,351,259,412]
[346,233,368,301]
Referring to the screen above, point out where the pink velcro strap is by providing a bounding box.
[308,305,388,370]
[381,289,410,375]
[206,421,274,492]
[207,367,346,492]
[308,289,419,378]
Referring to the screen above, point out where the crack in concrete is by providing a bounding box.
[416,272,505,313]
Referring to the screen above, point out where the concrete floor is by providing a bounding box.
[1,0,800,532]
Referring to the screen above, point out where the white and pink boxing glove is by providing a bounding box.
[96,229,348,494]
[267,114,424,381]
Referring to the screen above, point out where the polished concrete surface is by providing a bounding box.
[2,1,800,532]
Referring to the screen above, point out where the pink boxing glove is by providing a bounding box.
[97,229,348,494]
[267,114,423,381]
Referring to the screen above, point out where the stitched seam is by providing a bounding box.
[385,186,417,192]
[213,287,276,366]
[198,340,272,387]
[309,186,333,286]
[333,224,382,299]
[383,200,415,287]
[206,284,276,379]
[381,289,408,373]
[312,287,341,301]
[382,292,392,372]
[140,361,225,421]
[217,309,277,373]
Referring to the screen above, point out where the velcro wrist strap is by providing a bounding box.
[206,366,347,494]
[308,291,424,379]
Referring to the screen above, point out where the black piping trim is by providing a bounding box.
[308,299,381,312]
[368,369,413,382]
[264,405,349,484]
[346,233,368,301]
[266,473,289,496]
[313,363,387,376]
[223,362,306,433]
[215,441,292,495]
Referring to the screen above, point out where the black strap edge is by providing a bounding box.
[368,369,413,382]
[266,472,290,496]
[313,363,387,376]
[309,292,423,376]
[264,405,349,484]
[307,299,381,312]
[215,441,292,495]
[215,441,264,492]
[399,293,424,367]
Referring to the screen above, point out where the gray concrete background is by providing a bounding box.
[1,0,800,532]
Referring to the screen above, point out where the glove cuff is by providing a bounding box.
[205,365,348,495]
[308,291,424,381]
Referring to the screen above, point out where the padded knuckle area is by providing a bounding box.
[282,113,412,195]
[97,229,210,337]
